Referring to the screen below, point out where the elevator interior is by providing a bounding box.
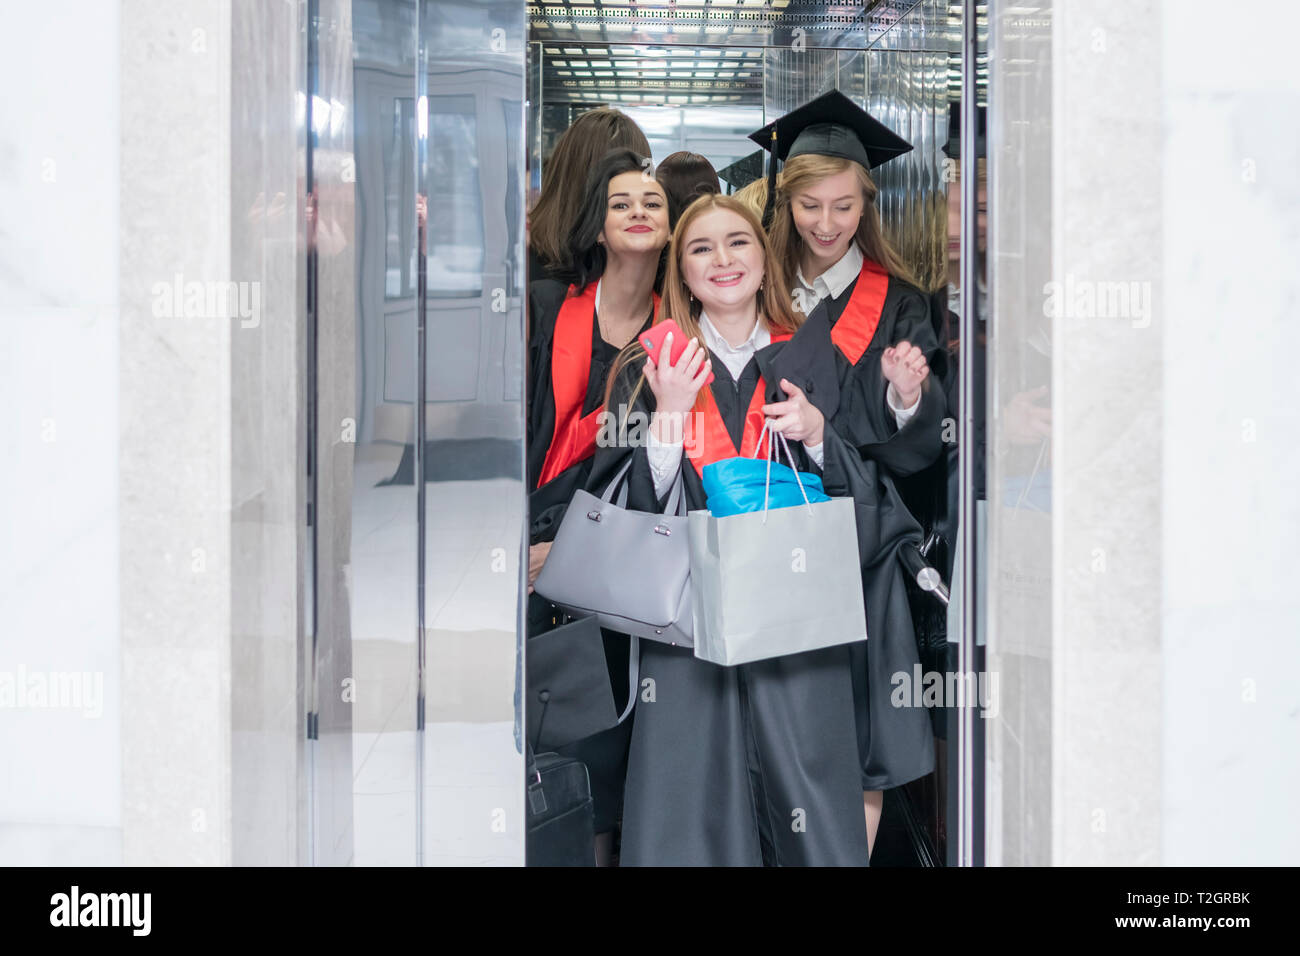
[303,0,987,865]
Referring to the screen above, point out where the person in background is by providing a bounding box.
[732,175,769,223]
[526,148,669,866]
[717,149,769,222]
[654,150,720,231]
[529,109,651,285]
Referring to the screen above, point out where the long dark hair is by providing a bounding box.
[529,108,651,271]
[655,151,720,230]
[562,148,663,291]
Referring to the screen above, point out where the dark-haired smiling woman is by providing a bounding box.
[526,148,668,864]
[528,108,651,284]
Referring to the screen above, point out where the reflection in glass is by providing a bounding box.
[419,0,527,867]
[309,0,420,867]
[620,104,762,171]
[537,43,767,173]
[985,0,1054,867]
[384,97,417,299]
[427,97,484,297]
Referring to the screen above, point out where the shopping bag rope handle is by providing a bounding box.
[756,420,813,523]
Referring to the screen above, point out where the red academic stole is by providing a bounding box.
[686,328,794,477]
[829,258,891,364]
[537,283,659,489]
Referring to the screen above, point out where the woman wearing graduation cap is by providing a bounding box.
[587,192,924,866]
[755,91,942,854]
[757,90,948,478]
[526,147,669,864]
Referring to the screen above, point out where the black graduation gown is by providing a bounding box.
[810,269,949,479]
[587,335,923,865]
[529,279,620,544]
[776,311,939,791]
[526,278,651,834]
[901,288,992,583]
[882,291,960,735]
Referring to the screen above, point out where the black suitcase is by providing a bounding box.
[526,750,596,866]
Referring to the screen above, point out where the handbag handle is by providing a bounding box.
[599,458,633,503]
[599,456,686,516]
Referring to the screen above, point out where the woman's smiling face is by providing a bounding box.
[679,207,766,314]
[599,170,670,257]
[790,166,863,268]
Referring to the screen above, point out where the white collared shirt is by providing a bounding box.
[698,310,768,382]
[794,243,864,315]
[645,311,824,497]
[796,244,920,429]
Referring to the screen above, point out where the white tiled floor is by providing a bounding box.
[423,722,523,866]
[348,471,524,865]
[350,723,522,866]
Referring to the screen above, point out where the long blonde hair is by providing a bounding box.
[732,174,771,221]
[769,153,917,291]
[605,193,802,412]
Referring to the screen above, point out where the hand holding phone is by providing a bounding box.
[640,319,714,385]
[641,319,714,417]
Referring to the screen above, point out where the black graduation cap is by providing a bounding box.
[942,100,987,159]
[526,614,620,751]
[717,150,766,193]
[748,90,912,226]
[749,89,913,170]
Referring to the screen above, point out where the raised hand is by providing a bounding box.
[881,339,930,408]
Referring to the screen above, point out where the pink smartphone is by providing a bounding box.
[640,319,714,385]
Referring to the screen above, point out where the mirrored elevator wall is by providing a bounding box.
[417,0,527,867]
[866,0,987,867]
[531,0,960,293]
[307,0,527,866]
[985,0,1051,867]
[306,0,976,865]
[864,0,963,296]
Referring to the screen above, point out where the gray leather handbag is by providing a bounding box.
[533,459,693,647]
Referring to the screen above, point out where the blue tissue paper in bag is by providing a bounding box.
[702,456,830,518]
